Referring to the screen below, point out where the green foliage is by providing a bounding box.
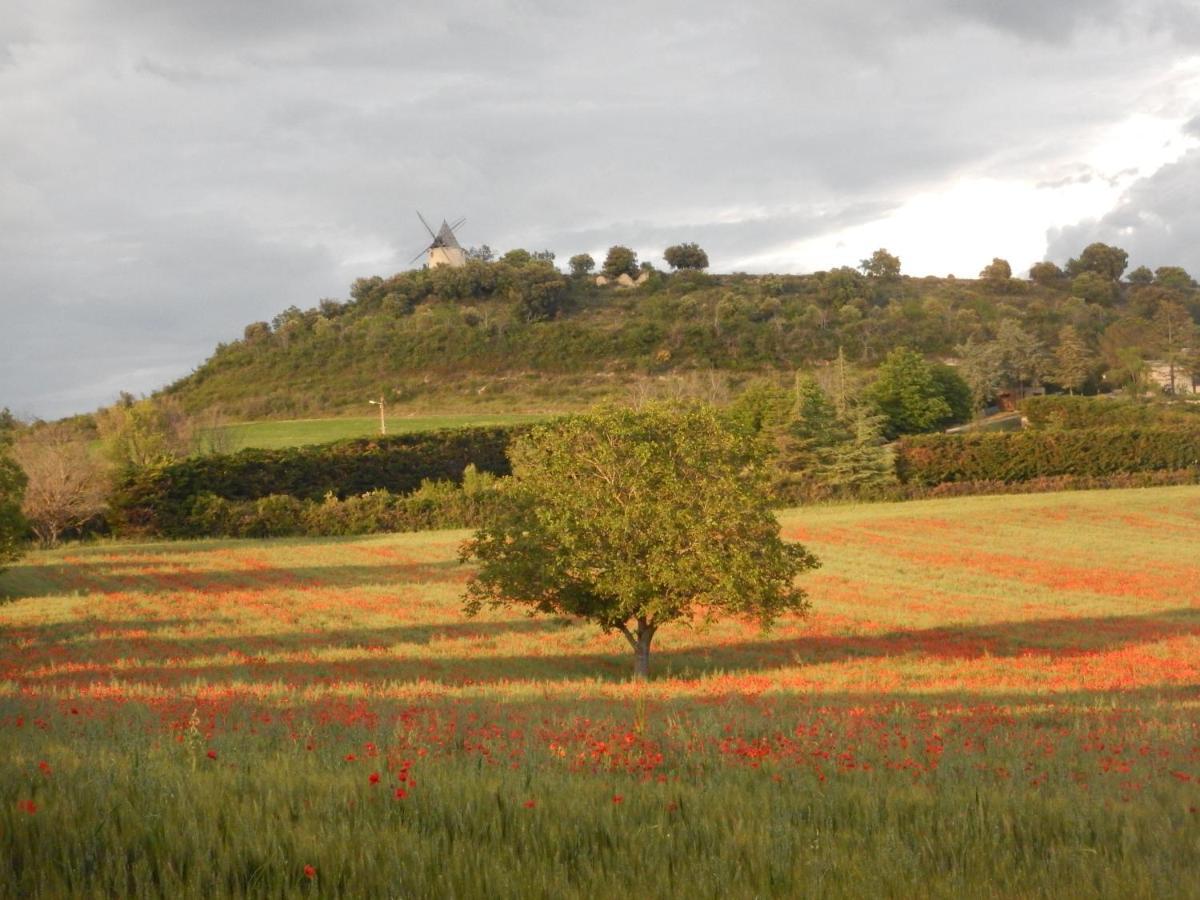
[110,426,525,536]
[979,258,1011,283]
[1066,242,1128,281]
[1127,265,1154,285]
[663,242,709,271]
[602,246,639,279]
[1028,261,1064,286]
[895,426,1200,485]
[188,467,504,538]
[0,448,26,573]
[1021,395,1200,430]
[865,348,967,439]
[1051,325,1094,394]
[568,253,595,277]
[1154,266,1195,291]
[1071,271,1117,305]
[860,248,901,280]
[461,405,818,678]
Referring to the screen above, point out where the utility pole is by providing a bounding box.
[368,396,386,435]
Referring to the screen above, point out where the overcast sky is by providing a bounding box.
[3,1,1200,419]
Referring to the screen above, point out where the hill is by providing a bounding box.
[162,253,1200,421]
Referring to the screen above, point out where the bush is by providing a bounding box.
[895,427,1200,485]
[184,468,504,538]
[111,426,526,536]
[1022,395,1200,430]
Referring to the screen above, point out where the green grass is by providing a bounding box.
[214,412,555,450]
[2,486,1200,897]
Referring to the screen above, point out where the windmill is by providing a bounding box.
[410,212,467,269]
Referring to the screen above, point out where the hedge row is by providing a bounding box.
[186,469,504,538]
[110,425,527,536]
[1022,395,1200,430]
[895,427,1200,485]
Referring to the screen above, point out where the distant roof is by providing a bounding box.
[433,220,462,250]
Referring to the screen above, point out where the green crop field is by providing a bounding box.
[214,412,554,451]
[2,487,1199,897]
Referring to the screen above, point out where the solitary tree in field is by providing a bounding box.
[11,423,108,547]
[461,405,819,679]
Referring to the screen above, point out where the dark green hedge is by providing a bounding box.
[1022,395,1200,430]
[110,425,526,535]
[895,427,1200,485]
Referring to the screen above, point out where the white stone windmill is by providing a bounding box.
[411,212,467,269]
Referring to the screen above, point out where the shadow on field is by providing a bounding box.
[6,608,1200,689]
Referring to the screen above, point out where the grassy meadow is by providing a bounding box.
[214,412,553,451]
[1,487,1199,897]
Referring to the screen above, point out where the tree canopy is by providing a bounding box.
[602,246,639,279]
[461,404,818,678]
[663,242,709,271]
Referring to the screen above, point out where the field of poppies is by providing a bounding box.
[1,486,1198,898]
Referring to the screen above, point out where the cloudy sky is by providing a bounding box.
[3,1,1200,419]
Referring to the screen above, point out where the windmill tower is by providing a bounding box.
[411,212,467,269]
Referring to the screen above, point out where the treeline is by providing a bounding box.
[163,241,1200,420]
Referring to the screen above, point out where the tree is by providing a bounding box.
[1098,317,1155,395]
[1028,261,1065,287]
[1052,325,1093,395]
[994,319,1049,400]
[1071,271,1117,306]
[864,348,962,438]
[95,395,191,469]
[504,264,570,323]
[979,257,1012,284]
[1127,265,1154,285]
[10,423,109,547]
[501,249,533,266]
[602,246,639,279]
[568,253,595,277]
[466,245,495,263]
[0,445,26,574]
[1151,300,1199,394]
[859,248,901,280]
[954,337,1004,412]
[1066,242,1128,282]
[1154,266,1195,292]
[461,404,819,679]
[663,242,709,271]
[775,375,848,487]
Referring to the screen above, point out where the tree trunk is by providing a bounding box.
[618,618,657,680]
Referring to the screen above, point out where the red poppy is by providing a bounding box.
[207,750,218,760]
[303,865,316,880]
[18,800,36,815]
[612,795,623,804]
[37,761,51,776]
[523,800,536,808]
[368,772,380,785]
[394,787,407,800]
[344,754,356,762]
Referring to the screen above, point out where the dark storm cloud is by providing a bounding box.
[1046,148,1200,273]
[3,0,1199,417]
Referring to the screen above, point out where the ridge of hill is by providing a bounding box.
[163,260,1200,421]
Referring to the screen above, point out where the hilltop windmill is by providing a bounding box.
[410,212,467,269]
